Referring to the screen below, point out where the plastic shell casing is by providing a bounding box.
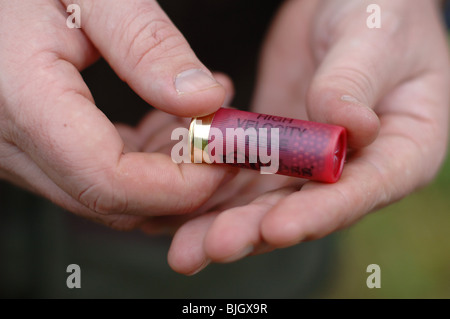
[189,108,347,183]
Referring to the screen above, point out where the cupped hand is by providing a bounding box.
[0,0,234,229]
[167,0,450,275]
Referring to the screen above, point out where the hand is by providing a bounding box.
[167,0,450,275]
[0,0,235,228]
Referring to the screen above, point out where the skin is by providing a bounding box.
[0,0,235,228]
[1,0,449,276]
[168,0,450,274]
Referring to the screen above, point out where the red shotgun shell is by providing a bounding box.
[189,108,347,183]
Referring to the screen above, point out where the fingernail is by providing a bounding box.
[341,95,377,117]
[187,258,211,276]
[222,245,254,263]
[175,69,220,94]
[341,95,372,109]
[341,95,361,104]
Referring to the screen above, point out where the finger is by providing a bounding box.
[135,111,188,152]
[0,144,147,230]
[134,71,234,149]
[198,170,297,215]
[136,71,234,153]
[115,123,140,152]
[0,1,99,71]
[0,2,145,228]
[168,212,218,275]
[251,0,318,118]
[8,57,235,217]
[61,0,226,117]
[305,0,440,148]
[211,72,235,106]
[262,74,450,247]
[195,170,261,214]
[166,185,296,274]
[203,187,297,263]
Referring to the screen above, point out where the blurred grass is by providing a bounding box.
[321,139,450,298]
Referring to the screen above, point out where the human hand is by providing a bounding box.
[0,0,235,228]
[167,0,450,274]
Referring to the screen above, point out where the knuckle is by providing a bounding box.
[315,67,375,105]
[77,180,129,215]
[120,12,187,70]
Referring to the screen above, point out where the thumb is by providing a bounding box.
[62,0,225,117]
[306,3,417,148]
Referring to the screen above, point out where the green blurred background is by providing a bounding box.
[318,27,450,299]
[320,139,450,298]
